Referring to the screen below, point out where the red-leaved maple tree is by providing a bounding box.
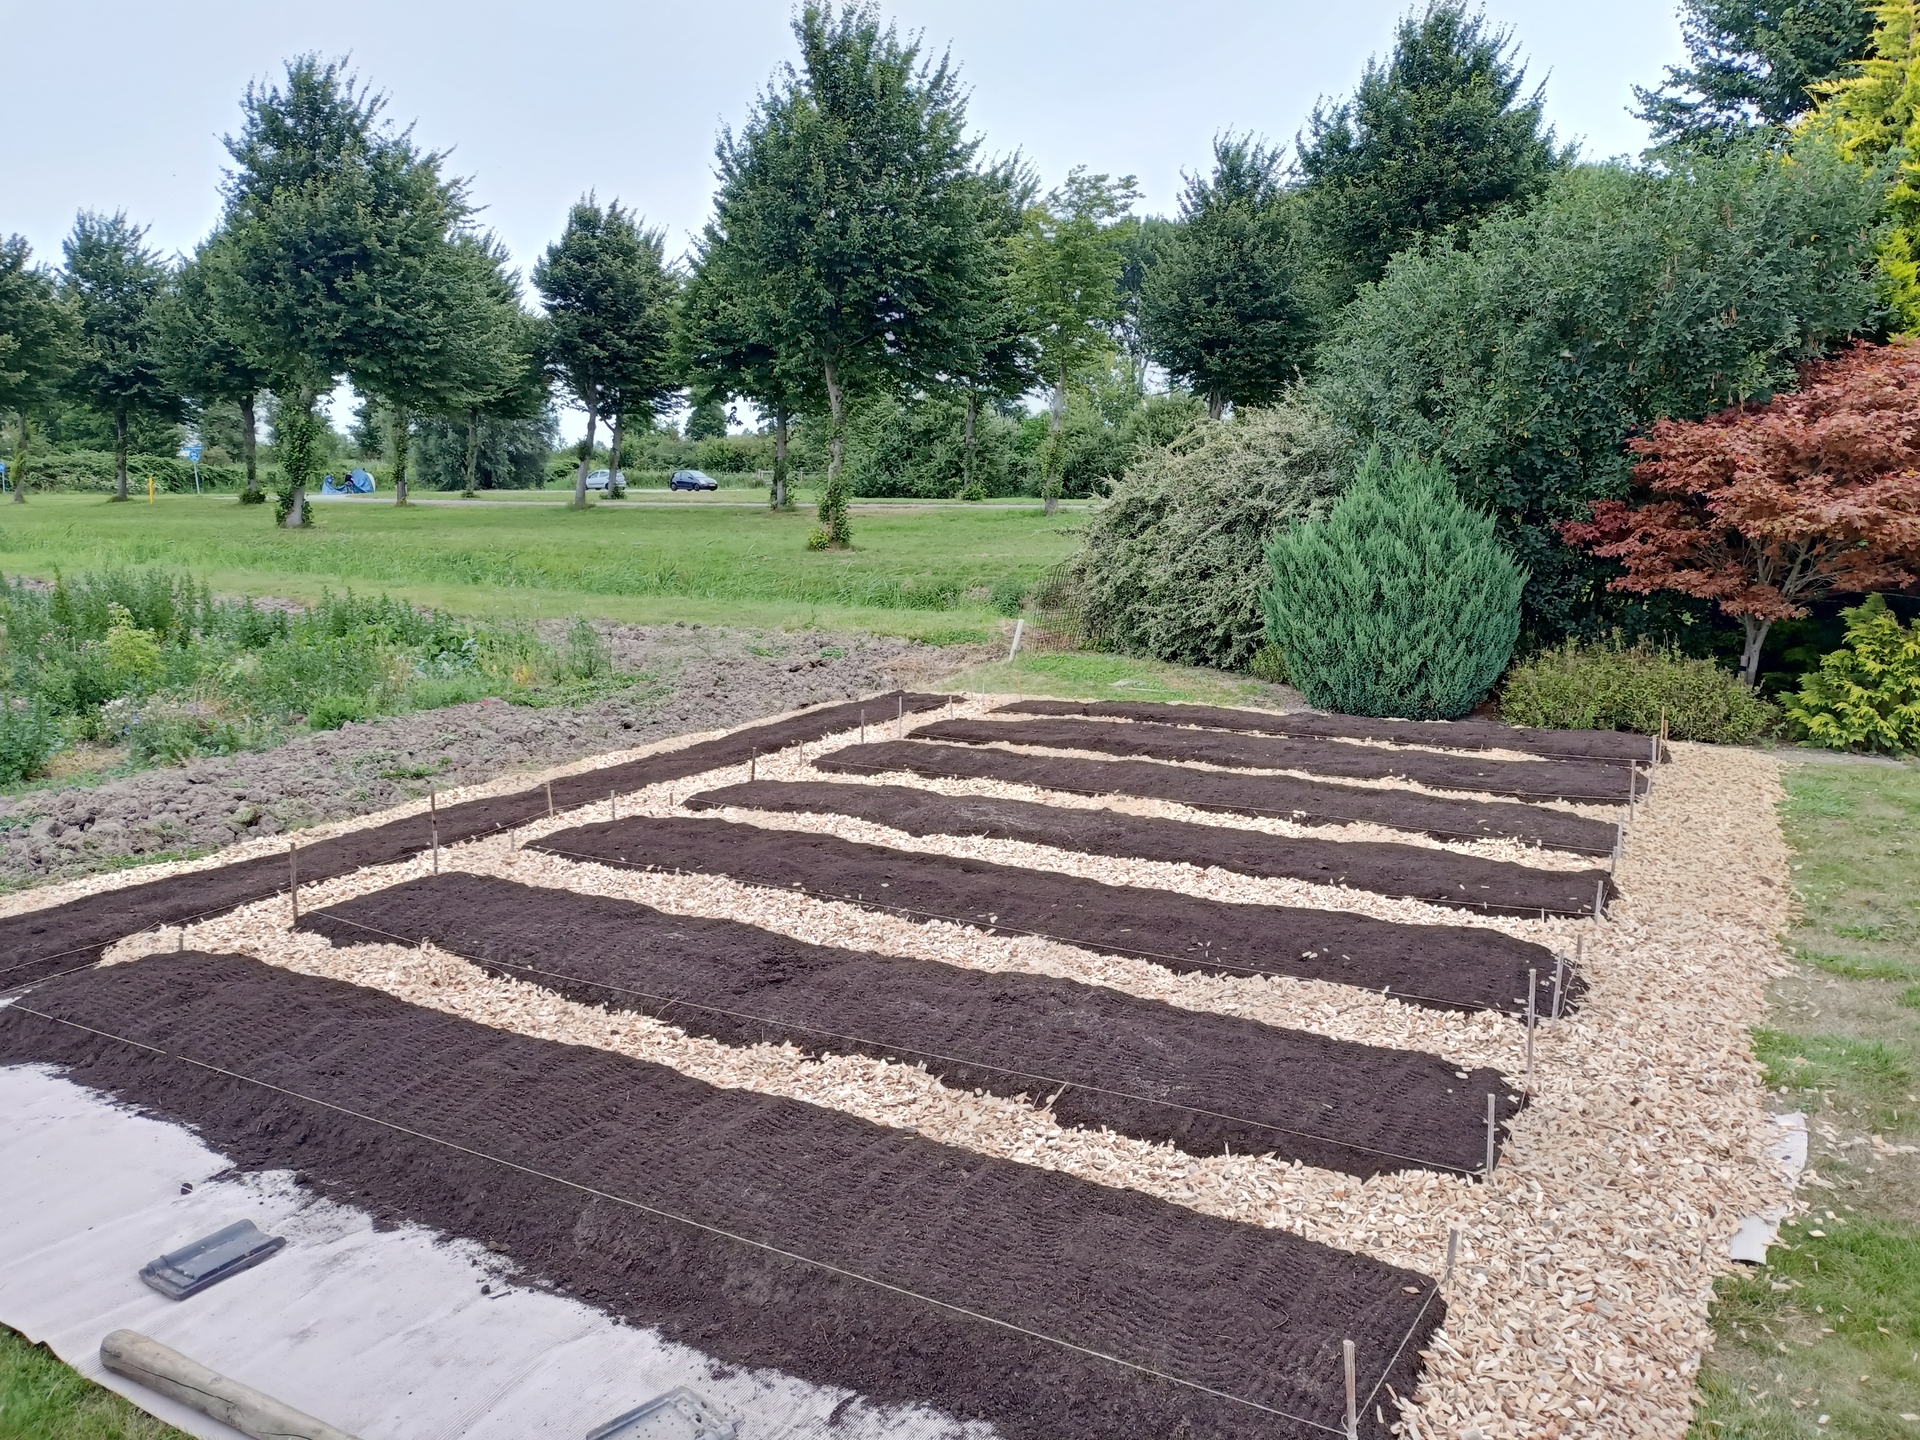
[1561,341,1920,686]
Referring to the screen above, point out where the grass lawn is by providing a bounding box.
[941,647,1298,707]
[0,493,1085,642]
[0,1326,186,1440]
[1689,758,1920,1439]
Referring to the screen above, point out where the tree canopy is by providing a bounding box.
[156,237,274,499]
[1296,0,1562,307]
[1635,0,1874,147]
[1139,135,1313,417]
[0,236,73,502]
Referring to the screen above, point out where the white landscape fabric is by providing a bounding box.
[0,1061,986,1440]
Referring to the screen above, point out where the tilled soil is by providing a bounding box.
[0,693,949,992]
[818,740,1616,854]
[688,781,1611,917]
[1,952,1444,1440]
[914,717,1647,804]
[0,622,945,888]
[1000,698,1665,765]
[531,816,1564,1012]
[303,873,1516,1176]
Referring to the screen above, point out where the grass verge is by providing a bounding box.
[0,1325,187,1440]
[1689,759,1920,1438]
[939,648,1298,707]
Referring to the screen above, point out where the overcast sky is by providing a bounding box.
[7,1,1692,436]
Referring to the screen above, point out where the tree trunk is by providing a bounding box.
[573,410,596,508]
[820,358,850,546]
[278,390,318,529]
[1739,616,1772,689]
[111,409,130,502]
[772,405,789,510]
[963,391,977,497]
[1208,389,1227,422]
[607,409,623,497]
[1043,375,1066,516]
[10,412,28,504]
[240,394,259,501]
[389,404,410,505]
[462,412,480,496]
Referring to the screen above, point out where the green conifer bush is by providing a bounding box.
[1784,595,1920,755]
[1261,450,1523,718]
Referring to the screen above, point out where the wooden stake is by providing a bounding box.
[288,843,299,925]
[1525,969,1537,1086]
[750,750,757,782]
[897,693,904,737]
[1594,877,1607,923]
[1485,1092,1498,1179]
[546,781,554,818]
[860,710,866,744]
[1552,950,1566,1020]
[1443,1227,1459,1287]
[609,789,617,821]
[430,786,439,874]
[1343,1338,1358,1440]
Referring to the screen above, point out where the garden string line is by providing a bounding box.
[812,756,1613,854]
[3,1000,1403,1437]
[530,840,1535,1013]
[306,908,1490,1179]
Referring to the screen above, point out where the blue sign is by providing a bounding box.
[183,443,204,462]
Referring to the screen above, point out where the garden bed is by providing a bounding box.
[818,739,1617,852]
[999,698,1665,764]
[0,950,1444,1440]
[912,717,1647,804]
[0,692,949,991]
[685,780,1612,917]
[530,814,1562,1011]
[301,872,1517,1175]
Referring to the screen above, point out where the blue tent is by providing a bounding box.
[320,470,377,495]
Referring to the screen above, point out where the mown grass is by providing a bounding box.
[0,1326,187,1440]
[940,648,1298,707]
[0,493,1083,640]
[1689,760,1920,1439]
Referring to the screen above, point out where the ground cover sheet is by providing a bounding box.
[529,814,1561,1011]
[911,717,1648,804]
[817,739,1616,853]
[995,700,1665,765]
[302,872,1516,1175]
[687,780,1612,916]
[0,952,1446,1440]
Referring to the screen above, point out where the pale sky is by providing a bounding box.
[6,1,1692,437]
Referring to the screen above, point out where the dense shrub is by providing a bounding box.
[1500,635,1777,743]
[21,450,247,493]
[1262,450,1523,718]
[1314,140,1884,639]
[1783,595,1920,754]
[0,698,55,784]
[1063,398,1348,670]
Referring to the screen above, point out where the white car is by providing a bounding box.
[583,469,625,491]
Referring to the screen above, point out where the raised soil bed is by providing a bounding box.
[304,872,1517,1177]
[687,781,1611,918]
[999,698,1666,765]
[818,740,1616,854]
[912,717,1646,805]
[0,692,949,992]
[531,816,1568,1013]
[1,952,1445,1440]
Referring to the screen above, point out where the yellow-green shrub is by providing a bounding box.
[1784,595,1920,754]
[1499,635,1776,742]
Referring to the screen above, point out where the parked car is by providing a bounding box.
[669,469,719,492]
[583,468,624,491]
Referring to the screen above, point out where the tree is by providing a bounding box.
[424,233,549,497]
[1296,0,1562,308]
[949,155,1040,496]
[217,55,475,526]
[1635,0,1874,146]
[157,237,273,502]
[0,236,74,505]
[1009,168,1137,514]
[1561,341,1920,687]
[1313,139,1883,639]
[684,396,728,441]
[707,1,990,546]
[1800,2,1920,329]
[1139,135,1313,418]
[58,212,180,502]
[534,196,680,508]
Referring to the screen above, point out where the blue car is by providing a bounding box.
[669,469,719,492]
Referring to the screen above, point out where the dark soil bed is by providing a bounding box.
[820,740,1615,854]
[1001,698,1665,765]
[532,816,1571,1013]
[2,952,1444,1440]
[687,781,1610,918]
[913,717,1645,805]
[0,693,947,992]
[304,873,1516,1177]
